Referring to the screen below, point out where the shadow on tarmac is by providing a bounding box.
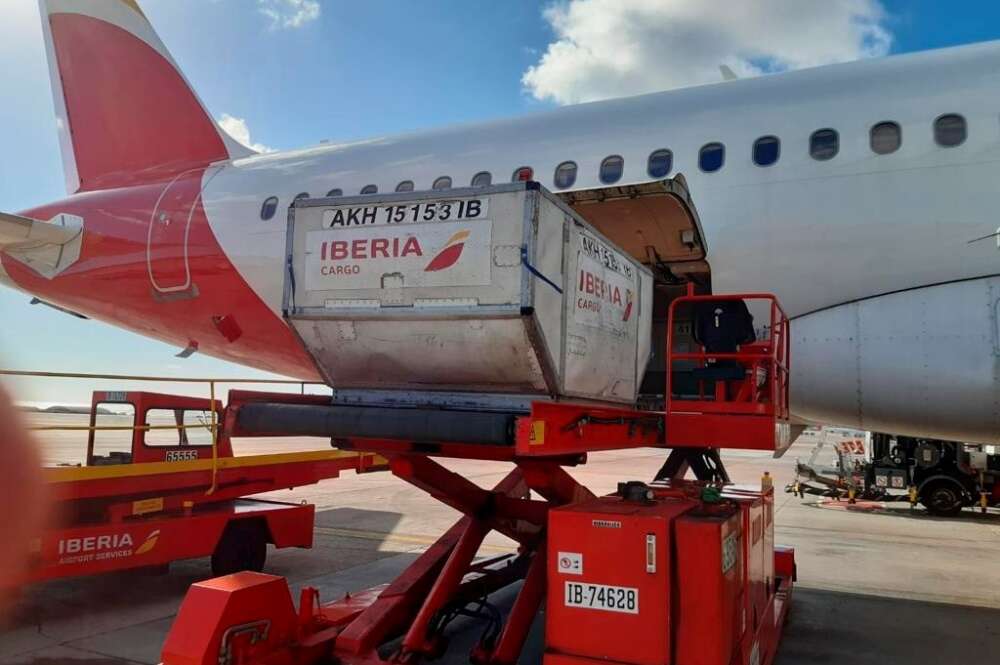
[797,499,1000,525]
[777,587,1000,664]
[313,505,406,535]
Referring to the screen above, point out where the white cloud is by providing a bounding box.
[257,0,320,30]
[523,0,893,105]
[217,114,275,154]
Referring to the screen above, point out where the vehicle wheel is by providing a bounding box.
[920,482,964,517]
[211,520,267,576]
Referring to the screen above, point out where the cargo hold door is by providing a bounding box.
[558,176,709,283]
[146,166,222,298]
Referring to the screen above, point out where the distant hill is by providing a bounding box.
[44,405,97,415]
[17,405,119,416]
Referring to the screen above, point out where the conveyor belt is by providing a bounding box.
[235,402,517,446]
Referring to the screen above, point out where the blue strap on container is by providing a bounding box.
[520,246,562,294]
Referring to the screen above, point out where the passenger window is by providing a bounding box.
[934,114,966,147]
[512,166,533,182]
[599,155,624,184]
[471,171,492,187]
[699,143,725,172]
[396,180,414,192]
[809,129,838,161]
[293,192,309,201]
[647,149,672,178]
[360,184,378,194]
[326,188,343,197]
[432,176,452,190]
[554,161,577,189]
[260,196,279,220]
[752,136,780,167]
[870,121,901,155]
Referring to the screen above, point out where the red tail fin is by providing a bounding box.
[39,0,251,193]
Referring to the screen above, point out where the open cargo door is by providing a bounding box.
[558,176,709,284]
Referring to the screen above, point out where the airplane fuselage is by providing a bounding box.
[6,12,1000,442]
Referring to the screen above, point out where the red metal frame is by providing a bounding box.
[665,288,790,451]
[162,453,598,665]
[515,401,662,457]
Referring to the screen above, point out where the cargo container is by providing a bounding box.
[283,182,654,405]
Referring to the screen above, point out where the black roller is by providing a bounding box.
[235,402,516,446]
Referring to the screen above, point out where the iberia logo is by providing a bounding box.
[622,289,634,322]
[424,230,470,272]
[134,529,160,555]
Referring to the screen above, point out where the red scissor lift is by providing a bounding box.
[161,292,794,665]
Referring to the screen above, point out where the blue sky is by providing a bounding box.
[1,0,999,403]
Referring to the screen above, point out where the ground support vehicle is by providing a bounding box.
[159,290,796,665]
[788,430,1000,516]
[30,389,384,582]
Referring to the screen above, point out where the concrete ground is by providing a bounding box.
[4,431,1000,664]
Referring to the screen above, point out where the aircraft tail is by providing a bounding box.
[39,0,252,193]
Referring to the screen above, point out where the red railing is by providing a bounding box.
[665,288,790,450]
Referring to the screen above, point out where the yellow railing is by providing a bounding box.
[1,369,327,494]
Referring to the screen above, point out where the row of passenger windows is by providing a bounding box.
[259,113,968,220]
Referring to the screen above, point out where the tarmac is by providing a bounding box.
[4,430,1000,664]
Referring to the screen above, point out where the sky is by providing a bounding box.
[1,0,1000,403]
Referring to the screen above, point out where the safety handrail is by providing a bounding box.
[665,289,790,420]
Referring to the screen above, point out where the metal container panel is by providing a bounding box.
[283,183,651,404]
[529,189,568,388]
[287,186,529,310]
[292,316,548,392]
[562,220,653,402]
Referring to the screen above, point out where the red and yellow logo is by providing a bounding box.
[622,289,634,322]
[424,230,470,272]
[134,529,160,555]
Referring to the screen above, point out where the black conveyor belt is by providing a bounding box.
[235,402,517,446]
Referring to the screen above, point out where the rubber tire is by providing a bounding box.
[920,482,964,517]
[211,520,267,576]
